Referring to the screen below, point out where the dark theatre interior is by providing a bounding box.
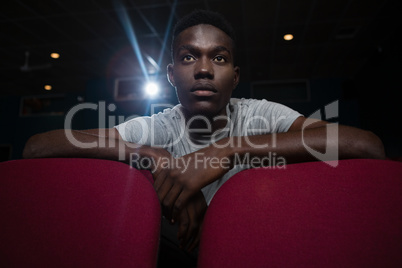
[1,0,402,267]
[0,0,401,160]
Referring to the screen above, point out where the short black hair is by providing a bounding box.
[171,9,237,64]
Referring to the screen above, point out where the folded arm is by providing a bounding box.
[153,117,385,221]
[23,128,208,247]
[23,128,156,162]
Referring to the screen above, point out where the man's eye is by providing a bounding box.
[183,55,195,62]
[213,56,226,62]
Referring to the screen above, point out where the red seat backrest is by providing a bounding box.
[0,158,161,267]
[198,159,402,267]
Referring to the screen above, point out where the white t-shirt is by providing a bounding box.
[115,98,301,204]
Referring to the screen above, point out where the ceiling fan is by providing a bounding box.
[20,51,52,72]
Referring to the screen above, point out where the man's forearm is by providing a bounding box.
[22,129,156,163]
[219,124,385,167]
[140,123,385,199]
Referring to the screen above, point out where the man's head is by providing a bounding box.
[167,10,240,119]
[171,9,237,65]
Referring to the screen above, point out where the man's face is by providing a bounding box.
[168,24,240,119]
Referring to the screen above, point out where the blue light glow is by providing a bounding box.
[114,0,149,81]
[145,82,159,97]
[113,0,177,104]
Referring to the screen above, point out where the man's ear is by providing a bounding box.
[233,66,240,89]
[167,64,175,87]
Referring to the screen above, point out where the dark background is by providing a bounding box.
[0,0,401,160]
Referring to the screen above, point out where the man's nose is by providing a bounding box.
[194,58,214,80]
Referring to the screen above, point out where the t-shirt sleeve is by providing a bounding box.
[243,99,302,135]
[114,115,169,147]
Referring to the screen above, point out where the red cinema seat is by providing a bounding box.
[0,158,161,267]
[198,159,402,267]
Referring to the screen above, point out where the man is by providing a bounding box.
[23,9,385,255]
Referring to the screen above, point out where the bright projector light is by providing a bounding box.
[145,82,159,96]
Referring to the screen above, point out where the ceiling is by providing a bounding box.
[0,0,400,96]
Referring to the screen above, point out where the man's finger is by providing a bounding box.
[172,191,192,223]
[157,177,174,212]
[162,184,182,221]
[187,231,201,252]
[189,213,203,252]
[157,177,172,199]
[152,168,165,192]
[177,208,189,244]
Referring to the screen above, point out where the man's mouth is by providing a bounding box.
[190,83,217,97]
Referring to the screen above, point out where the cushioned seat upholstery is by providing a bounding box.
[198,159,402,267]
[0,158,161,267]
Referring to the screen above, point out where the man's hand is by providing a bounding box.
[143,148,209,251]
[151,144,232,222]
[177,191,207,252]
[147,147,179,218]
